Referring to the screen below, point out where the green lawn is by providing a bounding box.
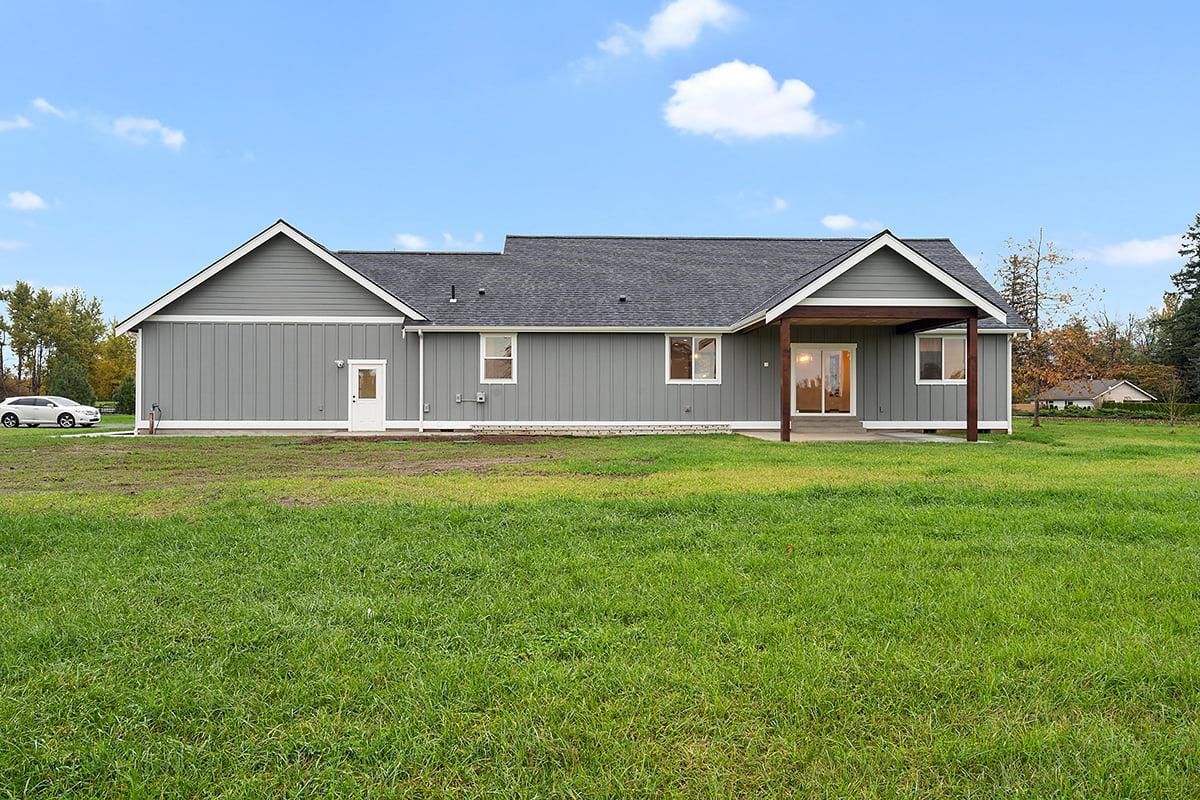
[2,422,1198,797]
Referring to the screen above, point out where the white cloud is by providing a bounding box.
[643,0,738,54]
[1087,234,1183,266]
[0,115,32,133]
[774,197,788,212]
[597,29,635,56]
[442,232,485,250]
[394,233,431,250]
[32,98,65,117]
[665,61,837,141]
[600,0,737,57]
[112,116,185,150]
[6,191,47,211]
[0,241,29,250]
[821,214,881,232]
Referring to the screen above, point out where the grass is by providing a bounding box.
[2,421,1199,797]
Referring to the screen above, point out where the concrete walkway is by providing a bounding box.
[735,428,968,443]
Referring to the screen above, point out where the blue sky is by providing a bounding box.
[2,0,1197,323]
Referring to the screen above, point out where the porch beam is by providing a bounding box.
[967,315,979,442]
[780,306,979,322]
[895,316,971,336]
[780,319,791,442]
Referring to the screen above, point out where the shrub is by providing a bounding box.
[47,353,98,406]
[113,374,136,415]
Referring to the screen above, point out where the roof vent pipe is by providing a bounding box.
[478,288,485,296]
[619,295,627,302]
[450,284,457,304]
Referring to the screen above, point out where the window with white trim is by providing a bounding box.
[916,335,966,383]
[480,333,516,383]
[666,335,720,383]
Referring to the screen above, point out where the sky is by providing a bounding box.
[1,0,1198,324]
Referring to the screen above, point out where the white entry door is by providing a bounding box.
[348,360,386,431]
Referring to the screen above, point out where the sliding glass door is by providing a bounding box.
[791,346,855,415]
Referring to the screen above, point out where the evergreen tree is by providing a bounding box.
[1154,214,1200,399]
[113,374,136,415]
[47,353,98,406]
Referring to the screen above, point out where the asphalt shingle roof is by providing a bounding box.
[1037,379,1153,401]
[336,234,1026,330]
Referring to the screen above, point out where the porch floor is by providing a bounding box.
[734,428,968,443]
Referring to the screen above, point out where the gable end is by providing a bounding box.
[159,233,402,317]
[809,247,963,300]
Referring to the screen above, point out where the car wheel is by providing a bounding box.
[58,413,76,428]
[1,413,17,428]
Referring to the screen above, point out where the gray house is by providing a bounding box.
[117,220,1027,441]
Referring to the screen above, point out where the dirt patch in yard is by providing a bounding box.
[0,434,575,499]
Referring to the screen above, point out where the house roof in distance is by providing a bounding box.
[339,231,1026,330]
[1037,378,1158,401]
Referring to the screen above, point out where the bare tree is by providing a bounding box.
[994,229,1094,426]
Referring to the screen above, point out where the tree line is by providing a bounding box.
[0,281,135,410]
[995,213,1200,423]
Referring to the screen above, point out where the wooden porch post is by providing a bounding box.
[780,319,791,442]
[967,315,978,442]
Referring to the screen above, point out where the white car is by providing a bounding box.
[0,396,102,428]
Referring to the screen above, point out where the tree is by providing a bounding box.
[993,229,1094,425]
[0,295,10,397]
[47,353,98,406]
[1,281,107,395]
[52,288,106,386]
[1160,368,1187,434]
[1154,213,1200,399]
[91,320,136,401]
[113,374,136,415]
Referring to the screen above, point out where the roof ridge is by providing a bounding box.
[338,249,503,255]
[505,234,871,242]
[502,235,957,246]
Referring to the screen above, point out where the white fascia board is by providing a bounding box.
[762,233,1008,324]
[1100,379,1156,401]
[134,419,784,432]
[922,326,1028,335]
[415,325,730,334]
[798,297,974,307]
[147,315,409,324]
[862,420,1009,430]
[116,220,425,336]
[138,420,351,430]
[139,319,734,334]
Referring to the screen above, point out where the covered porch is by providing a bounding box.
[775,305,984,442]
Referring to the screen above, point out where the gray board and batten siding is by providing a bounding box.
[140,322,419,425]
[159,234,403,317]
[138,322,1009,428]
[425,328,1008,426]
[808,248,963,300]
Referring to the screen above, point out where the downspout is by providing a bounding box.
[134,328,143,436]
[418,330,425,433]
[1007,333,1014,434]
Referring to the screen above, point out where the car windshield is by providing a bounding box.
[45,396,79,407]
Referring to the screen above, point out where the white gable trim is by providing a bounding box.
[762,232,1007,325]
[116,220,425,335]
[1094,380,1157,402]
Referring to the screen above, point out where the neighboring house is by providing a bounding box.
[116,220,1028,441]
[1036,378,1157,409]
